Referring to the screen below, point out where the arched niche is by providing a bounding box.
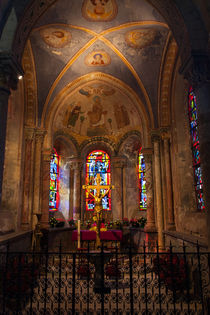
[79,138,115,221]
[118,132,142,219]
[52,134,78,221]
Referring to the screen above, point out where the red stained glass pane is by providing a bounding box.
[85,150,111,211]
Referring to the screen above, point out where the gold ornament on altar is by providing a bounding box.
[82,173,114,246]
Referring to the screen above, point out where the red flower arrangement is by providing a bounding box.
[77,264,91,278]
[153,253,188,291]
[105,263,121,278]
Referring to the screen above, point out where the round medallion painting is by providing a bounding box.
[125,29,157,49]
[85,51,111,66]
[40,27,71,48]
[82,0,117,21]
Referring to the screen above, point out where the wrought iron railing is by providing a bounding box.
[0,243,209,314]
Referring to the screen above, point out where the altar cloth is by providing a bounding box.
[72,230,123,242]
[72,230,96,241]
[100,230,123,241]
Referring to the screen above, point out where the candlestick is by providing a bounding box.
[78,220,81,249]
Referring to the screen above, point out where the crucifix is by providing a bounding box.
[82,173,114,247]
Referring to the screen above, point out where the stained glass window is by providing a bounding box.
[49,148,60,211]
[85,150,111,211]
[188,87,205,211]
[139,149,147,210]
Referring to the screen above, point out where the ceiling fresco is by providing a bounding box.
[53,82,143,142]
[27,0,171,129]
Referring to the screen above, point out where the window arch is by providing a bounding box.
[188,87,205,211]
[49,148,60,211]
[85,150,111,211]
[139,148,147,210]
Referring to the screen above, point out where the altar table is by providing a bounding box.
[100,230,123,241]
[72,230,96,241]
[72,230,123,242]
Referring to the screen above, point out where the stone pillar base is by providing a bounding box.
[144,223,157,233]
[0,210,15,235]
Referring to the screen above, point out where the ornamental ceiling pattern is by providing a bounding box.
[25,0,174,131]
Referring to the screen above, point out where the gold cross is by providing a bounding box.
[82,173,114,194]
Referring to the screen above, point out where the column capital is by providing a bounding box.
[141,148,153,162]
[42,149,52,162]
[68,157,83,171]
[112,156,127,168]
[24,126,35,140]
[35,128,46,143]
[160,127,171,141]
[141,147,153,156]
[150,129,161,143]
[0,53,24,92]
[179,52,210,89]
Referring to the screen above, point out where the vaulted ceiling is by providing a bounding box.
[21,0,179,142]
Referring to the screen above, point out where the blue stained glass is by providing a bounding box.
[192,144,200,165]
[49,149,60,211]
[86,150,111,211]
[139,150,147,210]
[188,87,205,211]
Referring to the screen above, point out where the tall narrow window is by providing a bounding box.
[188,87,205,211]
[139,149,147,210]
[49,148,60,211]
[85,150,111,211]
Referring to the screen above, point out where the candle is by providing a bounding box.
[78,220,81,249]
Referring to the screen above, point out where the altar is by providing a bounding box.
[72,229,123,249]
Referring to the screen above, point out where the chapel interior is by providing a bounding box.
[0,0,210,313]
[0,0,210,255]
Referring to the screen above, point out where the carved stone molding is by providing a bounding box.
[159,35,178,126]
[151,129,161,143]
[160,126,171,140]
[141,147,153,157]
[22,41,37,127]
[42,149,51,162]
[68,158,83,171]
[24,126,35,140]
[35,128,46,143]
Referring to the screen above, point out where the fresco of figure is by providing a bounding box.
[114,104,130,129]
[88,96,107,126]
[91,53,105,65]
[67,103,83,128]
[82,0,117,22]
[91,0,109,15]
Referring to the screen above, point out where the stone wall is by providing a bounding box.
[171,65,207,239]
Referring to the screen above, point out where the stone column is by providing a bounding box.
[180,54,210,247]
[112,157,126,220]
[152,133,165,249]
[0,54,23,203]
[142,148,156,232]
[21,127,35,230]
[32,129,45,228]
[161,130,175,230]
[70,159,82,221]
[40,149,51,229]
